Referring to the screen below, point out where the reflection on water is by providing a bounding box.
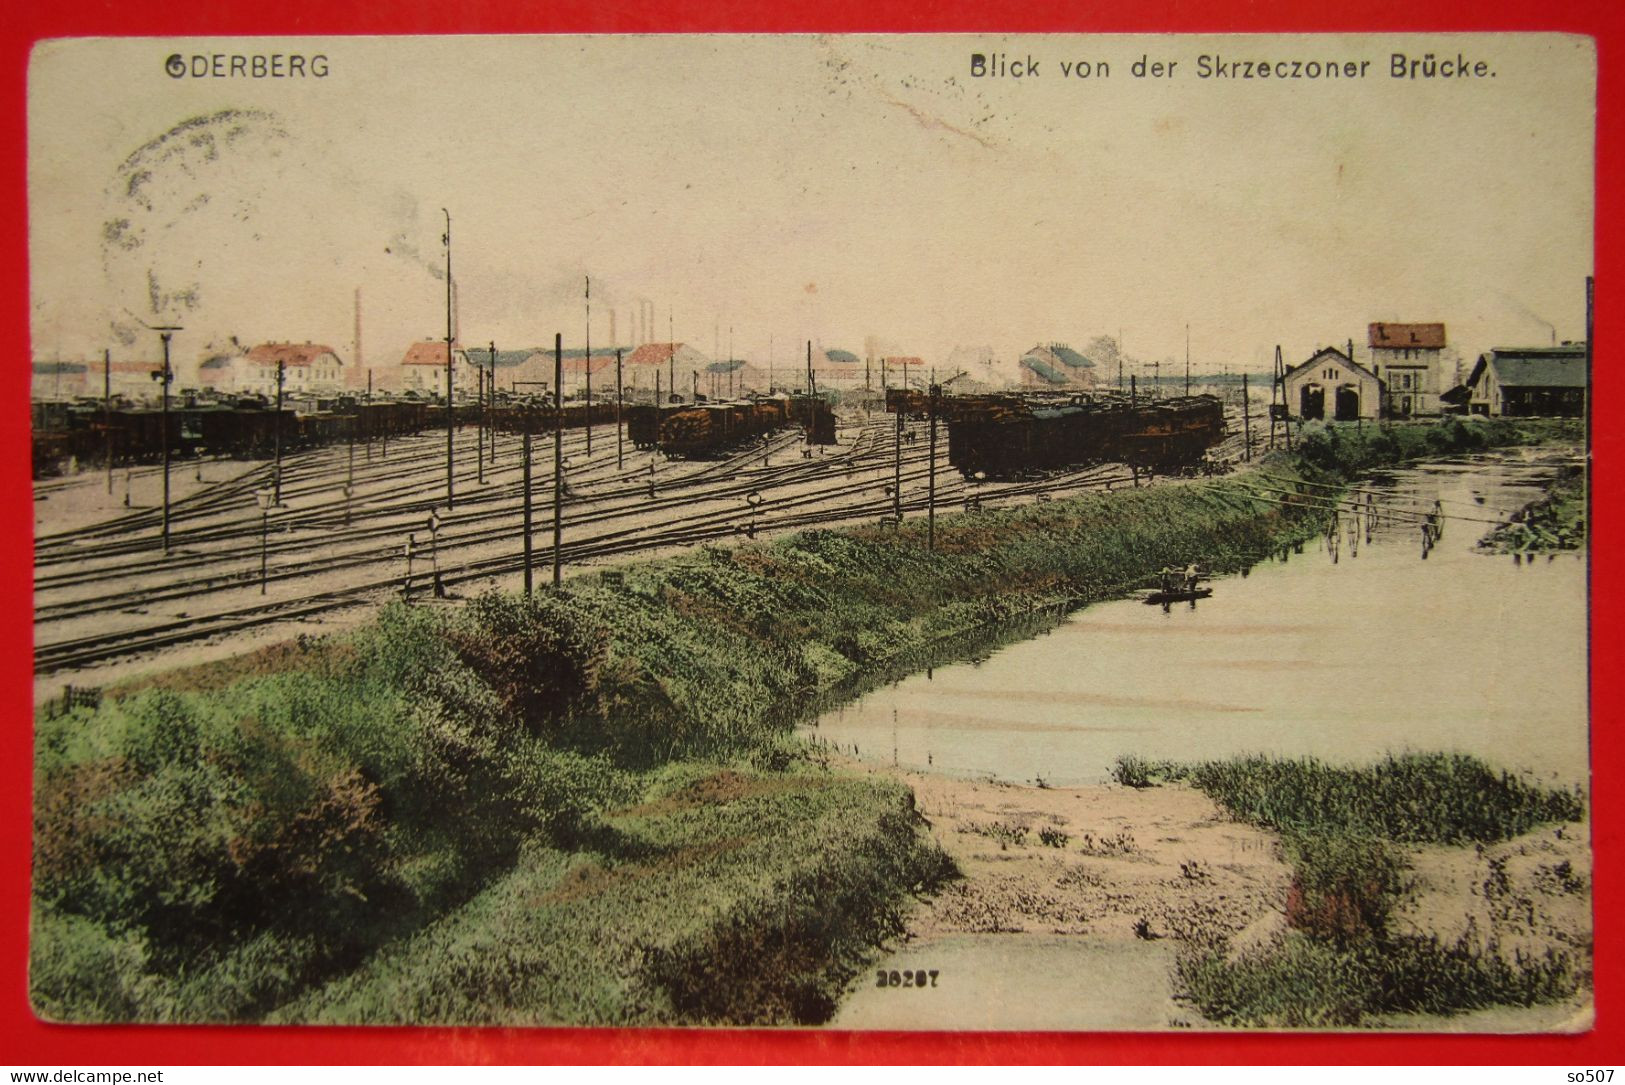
[804,448,1589,787]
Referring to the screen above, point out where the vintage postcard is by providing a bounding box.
[26,33,1593,1032]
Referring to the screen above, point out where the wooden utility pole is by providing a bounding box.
[927,382,939,551]
[893,404,903,521]
[523,416,533,597]
[1242,372,1252,461]
[616,348,625,470]
[1185,323,1191,396]
[553,333,563,588]
[585,276,593,456]
[153,326,180,554]
[487,342,497,470]
[443,209,456,510]
[103,348,113,494]
[345,404,355,525]
[272,356,284,505]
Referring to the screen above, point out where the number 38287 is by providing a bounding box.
[876,969,939,988]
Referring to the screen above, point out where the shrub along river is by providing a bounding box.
[806,446,1589,790]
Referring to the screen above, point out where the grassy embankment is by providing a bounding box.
[32,415,1573,1024]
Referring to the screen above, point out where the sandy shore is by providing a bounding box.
[835,765,1291,1029]
[835,763,1593,1032]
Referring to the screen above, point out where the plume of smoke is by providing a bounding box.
[1496,291,1557,342]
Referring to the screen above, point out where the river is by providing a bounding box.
[805,447,1590,788]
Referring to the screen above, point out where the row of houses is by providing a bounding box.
[1281,323,1588,421]
[31,339,946,403]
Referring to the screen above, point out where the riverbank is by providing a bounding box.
[831,762,1589,1032]
[1479,462,1587,552]
[31,417,1580,1024]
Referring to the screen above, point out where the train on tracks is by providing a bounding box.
[885,389,1225,479]
[625,394,836,458]
[30,399,439,477]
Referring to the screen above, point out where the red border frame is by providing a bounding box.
[4,0,1621,1065]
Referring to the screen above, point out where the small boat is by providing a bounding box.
[1144,587,1213,605]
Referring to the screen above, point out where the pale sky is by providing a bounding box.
[28,33,1595,374]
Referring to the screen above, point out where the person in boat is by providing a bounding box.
[1184,563,1201,592]
[1159,565,1176,594]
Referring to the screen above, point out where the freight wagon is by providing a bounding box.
[621,395,834,457]
[886,390,1225,479]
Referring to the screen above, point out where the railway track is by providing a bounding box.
[34,454,1139,674]
[34,407,1229,676]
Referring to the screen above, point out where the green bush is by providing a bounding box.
[32,599,634,1021]
[1186,752,1584,845]
[1281,831,1405,940]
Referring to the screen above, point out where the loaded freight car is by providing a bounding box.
[1114,395,1227,469]
[623,394,824,458]
[887,390,1224,479]
[657,397,791,458]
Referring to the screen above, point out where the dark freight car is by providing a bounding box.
[888,390,1224,479]
[615,394,829,458]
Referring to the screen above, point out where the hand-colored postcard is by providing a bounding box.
[27,33,1593,1031]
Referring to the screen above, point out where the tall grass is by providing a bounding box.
[31,601,637,1022]
[1179,931,1577,1029]
[271,768,950,1026]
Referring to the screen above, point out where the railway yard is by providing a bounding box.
[32,399,1260,700]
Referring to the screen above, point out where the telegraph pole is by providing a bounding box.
[1242,372,1252,461]
[442,207,455,510]
[345,407,355,526]
[553,333,563,588]
[103,348,112,494]
[927,382,939,551]
[616,348,624,470]
[487,343,497,468]
[523,409,533,597]
[1185,323,1191,396]
[273,356,285,505]
[893,402,903,521]
[476,348,485,485]
[585,275,593,455]
[153,326,181,554]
